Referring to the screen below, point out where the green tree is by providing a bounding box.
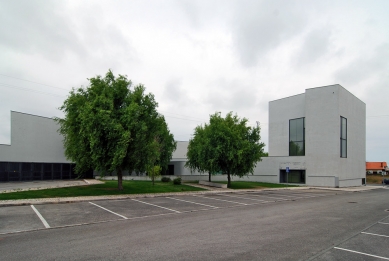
[56,70,176,190]
[186,122,218,182]
[148,165,162,185]
[187,112,265,188]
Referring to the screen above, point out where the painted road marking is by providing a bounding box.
[361,232,389,238]
[245,194,290,201]
[166,197,218,209]
[378,222,389,225]
[132,199,181,213]
[31,205,50,228]
[220,194,270,202]
[334,247,389,260]
[89,202,128,219]
[194,195,248,205]
[270,193,315,198]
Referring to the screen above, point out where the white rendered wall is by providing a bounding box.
[304,85,366,187]
[305,85,341,186]
[337,87,366,186]
[0,111,70,163]
[269,93,305,156]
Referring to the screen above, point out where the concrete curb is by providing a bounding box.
[0,185,383,207]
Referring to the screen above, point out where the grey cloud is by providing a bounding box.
[205,79,257,112]
[0,1,85,61]
[0,1,136,66]
[231,0,307,67]
[335,43,389,85]
[293,28,332,66]
[163,78,187,105]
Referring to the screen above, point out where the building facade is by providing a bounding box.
[0,84,366,187]
[173,84,366,187]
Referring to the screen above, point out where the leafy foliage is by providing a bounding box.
[173,177,182,185]
[161,177,171,182]
[186,122,217,181]
[148,165,162,185]
[186,112,265,188]
[56,70,176,190]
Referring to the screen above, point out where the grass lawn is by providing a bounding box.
[0,180,206,200]
[212,181,298,189]
[366,174,386,184]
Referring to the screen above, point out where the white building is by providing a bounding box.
[173,84,366,187]
[0,84,366,187]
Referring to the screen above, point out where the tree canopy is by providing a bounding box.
[56,70,176,190]
[186,112,265,187]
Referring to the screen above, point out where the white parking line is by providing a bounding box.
[165,197,218,209]
[89,202,128,219]
[361,232,389,238]
[132,199,181,213]
[334,247,389,260]
[265,193,308,198]
[220,194,270,202]
[193,195,248,205]
[378,222,389,225]
[245,194,290,201]
[31,205,50,228]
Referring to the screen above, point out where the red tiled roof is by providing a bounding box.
[366,162,387,170]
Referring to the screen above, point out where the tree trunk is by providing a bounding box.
[208,172,211,182]
[117,168,123,191]
[227,172,231,188]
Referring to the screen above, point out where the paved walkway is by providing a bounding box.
[0,179,103,193]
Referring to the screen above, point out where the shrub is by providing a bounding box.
[173,178,182,185]
[161,177,171,182]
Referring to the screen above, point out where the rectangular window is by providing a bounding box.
[289,118,305,156]
[340,116,347,158]
[280,170,306,184]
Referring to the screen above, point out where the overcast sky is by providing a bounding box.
[0,0,388,161]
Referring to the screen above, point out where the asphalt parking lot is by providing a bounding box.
[0,189,342,234]
[1,188,388,260]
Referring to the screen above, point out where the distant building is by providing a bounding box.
[0,84,366,187]
[366,162,388,175]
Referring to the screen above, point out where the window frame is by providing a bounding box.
[340,116,347,158]
[289,117,305,156]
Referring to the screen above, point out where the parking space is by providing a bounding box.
[0,189,344,235]
[2,188,389,260]
[0,205,44,233]
[313,216,389,260]
[33,202,119,227]
[91,199,173,218]
[170,195,240,208]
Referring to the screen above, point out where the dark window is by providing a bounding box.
[43,163,53,180]
[70,164,78,179]
[32,163,43,180]
[280,170,306,184]
[165,165,174,175]
[21,163,32,181]
[52,163,62,179]
[289,118,305,156]
[8,162,21,181]
[340,117,347,158]
[62,164,70,179]
[0,162,8,181]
